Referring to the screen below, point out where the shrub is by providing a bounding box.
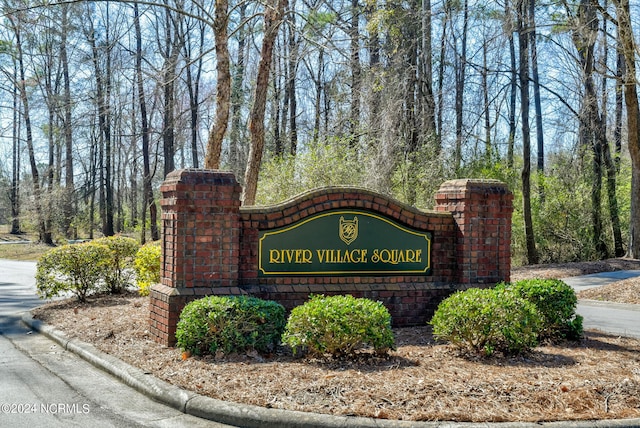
[282,294,396,358]
[134,241,161,296]
[176,296,286,356]
[94,236,140,293]
[430,288,542,356]
[497,279,583,341]
[36,242,112,302]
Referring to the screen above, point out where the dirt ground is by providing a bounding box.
[31,258,640,423]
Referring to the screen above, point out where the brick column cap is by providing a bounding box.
[162,168,239,189]
[437,179,512,197]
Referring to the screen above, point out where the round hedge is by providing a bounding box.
[282,294,395,358]
[430,287,542,356]
[497,279,583,341]
[176,295,286,356]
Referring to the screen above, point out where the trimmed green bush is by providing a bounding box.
[94,236,140,293]
[497,279,583,341]
[36,242,112,302]
[176,296,286,356]
[430,288,542,356]
[282,294,396,358]
[134,241,161,296]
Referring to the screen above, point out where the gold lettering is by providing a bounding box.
[269,249,282,264]
[380,249,397,264]
[353,249,367,263]
[270,249,313,264]
[296,249,313,264]
[371,249,423,264]
[316,249,368,264]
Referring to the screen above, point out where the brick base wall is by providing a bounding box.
[149,170,513,346]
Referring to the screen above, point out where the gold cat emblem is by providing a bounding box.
[339,216,358,245]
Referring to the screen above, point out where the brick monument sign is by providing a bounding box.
[149,169,513,346]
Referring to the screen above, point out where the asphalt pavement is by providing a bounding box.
[0,259,229,428]
[2,259,640,428]
[563,271,640,340]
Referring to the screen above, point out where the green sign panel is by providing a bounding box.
[258,210,431,276]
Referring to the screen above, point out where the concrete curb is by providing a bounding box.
[21,312,640,428]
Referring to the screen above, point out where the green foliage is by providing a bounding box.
[134,241,161,296]
[391,137,447,208]
[256,142,365,205]
[430,288,542,356]
[497,279,583,341]
[36,242,112,302]
[94,235,140,293]
[531,169,597,263]
[455,153,631,266]
[176,296,286,356]
[306,10,337,27]
[282,294,396,358]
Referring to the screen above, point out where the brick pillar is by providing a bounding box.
[149,169,242,346]
[435,179,513,285]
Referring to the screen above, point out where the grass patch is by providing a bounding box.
[0,242,52,261]
[0,228,51,261]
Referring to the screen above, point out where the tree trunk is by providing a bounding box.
[572,0,609,259]
[348,0,361,146]
[287,6,299,156]
[597,0,624,256]
[603,130,625,257]
[529,0,545,203]
[130,90,138,229]
[275,40,287,157]
[365,0,381,148]
[184,20,205,168]
[161,7,181,177]
[518,0,538,264]
[61,4,75,239]
[506,0,517,168]
[482,42,491,157]
[46,77,55,245]
[229,2,248,176]
[242,0,286,205]
[10,59,21,235]
[453,0,468,173]
[405,28,420,205]
[86,9,114,237]
[204,0,231,169]
[614,47,624,172]
[10,15,52,245]
[436,6,448,146]
[312,48,324,143]
[614,0,640,258]
[419,0,436,137]
[134,3,159,242]
[529,0,544,175]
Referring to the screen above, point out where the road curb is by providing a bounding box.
[20,312,640,428]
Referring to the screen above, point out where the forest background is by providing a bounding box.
[0,0,639,267]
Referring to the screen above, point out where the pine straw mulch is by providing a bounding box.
[31,258,640,424]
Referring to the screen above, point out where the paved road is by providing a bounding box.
[563,271,640,339]
[0,259,229,428]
